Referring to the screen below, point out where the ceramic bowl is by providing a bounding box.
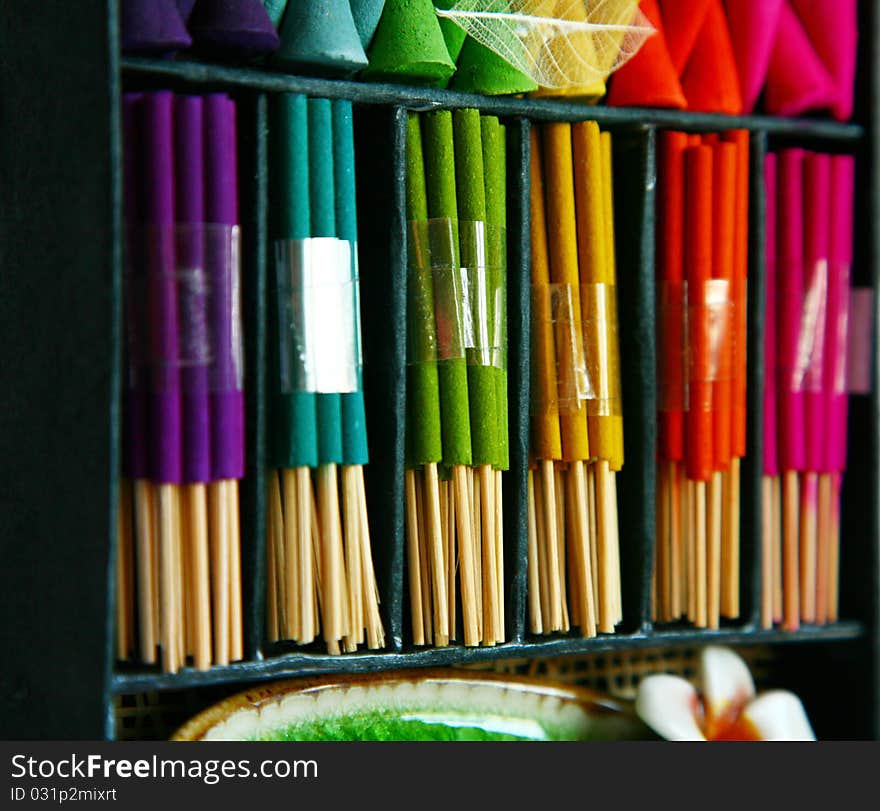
[172,668,651,741]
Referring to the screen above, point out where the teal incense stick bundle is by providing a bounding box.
[331,99,385,650]
[270,93,318,647]
[307,98,349,651]
[267,94,384,654]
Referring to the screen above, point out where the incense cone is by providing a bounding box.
[189,0,280,55]
[274,0,368,75]
[609,0,686,109]
[351,0,387,49]
[451,37,538,95]
[121,0,191,54]
[659,0,712,75]
[680,0,742,115]
[789,0,858,121]
[723,0,784,113]
[764,1,837,117]
[363,0,455,85]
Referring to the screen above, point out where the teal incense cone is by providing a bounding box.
[274,0,368,76]
[350,0,386,49]
[332,99,370,467]
[308,98,345,466]
[262,0,288,27]
[273,93,318,470]
[405,112,443,468]
[451,37,538,96]
[481,116,509,470]
[422,110,472,468]
[363,0,456,86]
[453,108,497,469]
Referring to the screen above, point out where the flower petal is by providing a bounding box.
[742,691,816,741]
[701,646,756,726]
[635,675,706,741]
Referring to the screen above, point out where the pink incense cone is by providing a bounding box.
[776,148,806,473]
[763,153,778,477]
[789,0,858,122]
[659,0,712,75]
[803,152,831,474]
[824,156,855,473]
[764,1,837,117]
[608,0,686,109]
[723,0,784,113]
[680,0,742,115]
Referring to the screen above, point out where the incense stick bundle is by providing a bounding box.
[526,121,624,637]
[763,149,855,628]
[404,109,509,647]
[118,90,245,673]
[653,130,748,628]
[267,93,384,653]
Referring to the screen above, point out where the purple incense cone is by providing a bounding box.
[175,96,213,484]
[142,91,184,485]
[121,0,192,54]
[204,94,245,481]
[188,0,280,55]
[123,93,150,482]
[176,0,198,21]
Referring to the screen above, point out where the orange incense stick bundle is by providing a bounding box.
[684,144,715,483]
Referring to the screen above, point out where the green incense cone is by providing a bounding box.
[481,115,509,470]
[332,99,370,466]
[433,1,467,62]
[273,93,318,470]
[452,36,538,96]
[363,0,456,86]
[405,113,444,468]
[453,108,497,469]
[422,110,472,468]
[308,98,344,466]
[274,0,368,76]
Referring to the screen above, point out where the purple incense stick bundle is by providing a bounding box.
[175,96,213,484]
[204,94,244,482]
[142,91,184,485]
[122,93,150,484]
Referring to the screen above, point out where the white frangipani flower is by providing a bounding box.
[635,646,816,741]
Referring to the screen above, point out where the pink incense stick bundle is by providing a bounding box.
[803,153,832,475]
[763,153,778,478]
[776,148,806,474]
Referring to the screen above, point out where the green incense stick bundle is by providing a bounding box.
[454,109,498,469]
[420,109,479,646]
[422,111,472,470]
[405,113,443,470]
[481,115,509,472]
